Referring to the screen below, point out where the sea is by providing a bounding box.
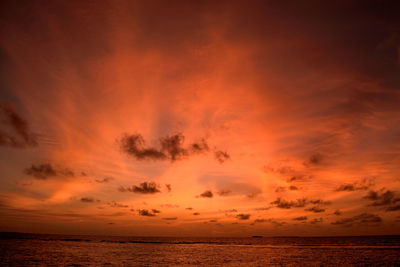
[1,233,399,266]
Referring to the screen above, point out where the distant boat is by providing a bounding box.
[252,235,263,238]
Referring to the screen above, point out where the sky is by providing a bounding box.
[0,0,400,237]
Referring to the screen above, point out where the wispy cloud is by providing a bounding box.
[24,163,74,180]
[0,103,37,147]
[332,213,382,226]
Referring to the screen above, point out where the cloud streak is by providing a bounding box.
[24,163,74,180]
[0,103,37,148]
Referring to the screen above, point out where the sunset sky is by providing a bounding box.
[1,0,400,237]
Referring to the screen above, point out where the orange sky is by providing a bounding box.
[0,0,400,236]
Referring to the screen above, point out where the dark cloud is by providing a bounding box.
[0,103,37,148]
[165,184,172,192]
[304,153,323,166]
[276,185,298,192]
[293,216,308,221]
[310,218,323,224]
[138,209,157,217]
[217,189,232,196]
[309,199,331,205]
[186,207,193,210]
[287,175,311,183]
[81,197,95,203]
[333,210,342,216]
[118,182,161,194]
[108,201,128,208]
[305,206,325,213]
[24,163,74,180]
[255,207,270,211]
[198,190,213,198]
[162,217,177,220]
[271,198,331,209]
[335,177,375,191]
[363,189,400,211]
[209,219,218,223]
[119,132,225,163]
[215,150,230,163]
[95,177,114,183]
[193,212,200,215]
[119,133,166,161]
[332,213,382,226]
[151,209,161,214]
[386,205,400,211]
[190,139,209,153]
[270,198,308,209]
[159,133,188,161]
[236,213,251,220]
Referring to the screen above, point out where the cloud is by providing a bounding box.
[162,217,177,220]
[190,139,209,153]
[386,205,400,211]
[287,175,311,183]
[310,218,323,224]
[0,103,37,148]
[304,153,323,166]
[165,184,172,192]
[118,182,161,194]
[119,132,225,163]
[271,198,330,209]
[225,209,238,213]
[95,177,114,183]
[309,199,331,205]
[108,201,128,208]
[363,189,400,211]
[333,210,342,216]
[305,206,325,213]
[193,212,200,215]
[185,207,193,210]
[198,190,213,198]
[215,150,230,163]
[119,133,166,161]
[335,177,375,191]
[159,133,188,161]
[138,209,157,217]
[24,163,74,180]
[332,213,382,226]
[254,207,270,211]
[151,209,161,214]
[236,213,251,220]
[217,189,232,196]
[275,186,286,193]
[253,218,286,226]
[275,185,298,192]
[270,198,308,209]
[80,197,95,203]
[293,216,308,221]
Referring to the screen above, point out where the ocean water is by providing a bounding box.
[1,233,400,266]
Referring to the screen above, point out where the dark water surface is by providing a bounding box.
[1,233,400,266]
